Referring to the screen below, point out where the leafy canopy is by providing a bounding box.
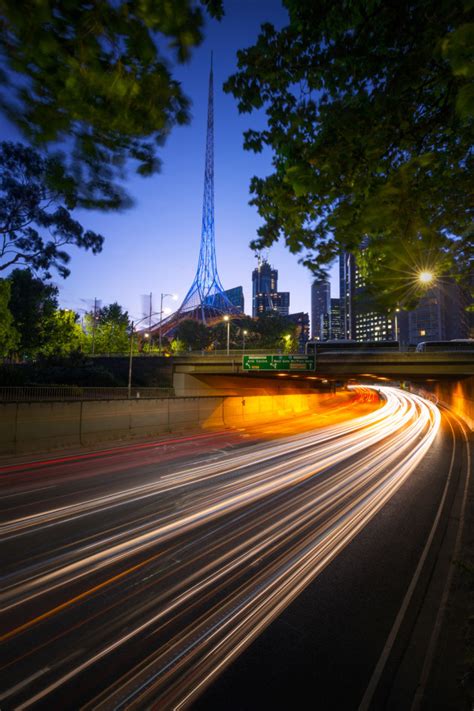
[0,277,18,356]
[174,318,211,350]
[0,0,223,210]
[226,0,473,309]
[83,301,132,354]
[0,141,103,278]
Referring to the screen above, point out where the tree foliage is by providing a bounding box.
[252,312,298,350]
[226,0,473,309]
[173,314,300,351]
[0,277,18,356]
[7,268,87,357]
[8,268,60,357]
[174,318,211,350]
[0,0,223,210]
[0,142,103,278]
[40,309,84,357]
[83,301,132,354]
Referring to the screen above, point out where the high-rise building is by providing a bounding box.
[322,298,344,340]
[339,249,394,341]
[252,258,290,317]
[339,252,355,340]
[223,286,244,313]
[406,279,469,345]
[340,246,471,345]
[311,279,330,339]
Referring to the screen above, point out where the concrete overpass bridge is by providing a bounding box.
[171,352,474,428]
[172,351,474,386]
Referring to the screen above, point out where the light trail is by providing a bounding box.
[0,387,441,709]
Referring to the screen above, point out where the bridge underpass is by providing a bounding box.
[171,352,474,428]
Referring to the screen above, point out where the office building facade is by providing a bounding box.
[406,279,470,345]
[223,286,244,313]
[339,249,395,341]
[322,298,344,341]
[252,258,290,317]
[311,279,331,340]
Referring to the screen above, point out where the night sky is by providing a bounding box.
[1,0,339,324]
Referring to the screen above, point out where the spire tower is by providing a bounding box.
[157,55,238,335]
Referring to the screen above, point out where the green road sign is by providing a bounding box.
[242,354,315,371]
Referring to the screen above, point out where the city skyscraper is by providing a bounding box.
[311,279,331,339]
[404,279,470,345]
[252,257,290,317]
[339,249,394,341]
[322,298,344,341]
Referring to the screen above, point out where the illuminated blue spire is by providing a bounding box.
[173,54,238,323]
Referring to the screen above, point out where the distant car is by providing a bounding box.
[415,339,474,352]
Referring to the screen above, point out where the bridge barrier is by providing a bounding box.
[0,391,346,456]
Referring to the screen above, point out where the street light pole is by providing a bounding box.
[394,308,400,343]
[243,329,247,353]
[128,320,134,399]
[224,315,230,355]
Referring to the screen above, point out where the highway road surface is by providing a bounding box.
[0,387,469,709]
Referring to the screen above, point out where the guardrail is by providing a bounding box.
[88,349,293,357]
[0,386,175,402]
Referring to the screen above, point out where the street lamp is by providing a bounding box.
[394,307,400,343]
[242,329,248,353]
[223,315,230,355]
[159,293,178,353]
[128,320,136,399]
[418,270,435,285]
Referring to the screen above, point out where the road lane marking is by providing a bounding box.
[411,411,471,710]
[358,405,456,711]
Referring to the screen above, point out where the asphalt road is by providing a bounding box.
[0,387,468,710]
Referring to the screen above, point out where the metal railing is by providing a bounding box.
[0,386,175,402]
[87,349,295,357]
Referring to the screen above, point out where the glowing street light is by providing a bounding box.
[394,307,400,343]
[242,329,248,353]
[418,270,435,285]
[223,315,230,355]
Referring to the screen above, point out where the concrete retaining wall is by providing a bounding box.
[0,392,334,456]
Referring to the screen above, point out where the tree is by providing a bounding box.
[226,1,473,310]
[254,312,297,350]
[83,301,131,354]
[0,278,18,356]
[0,0,223,210]
[40,309,84,356]
[174,318,211,350]
[0,142,104,278]
[8,268,59,357]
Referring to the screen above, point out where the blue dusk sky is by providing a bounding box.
[1,0,339,324]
